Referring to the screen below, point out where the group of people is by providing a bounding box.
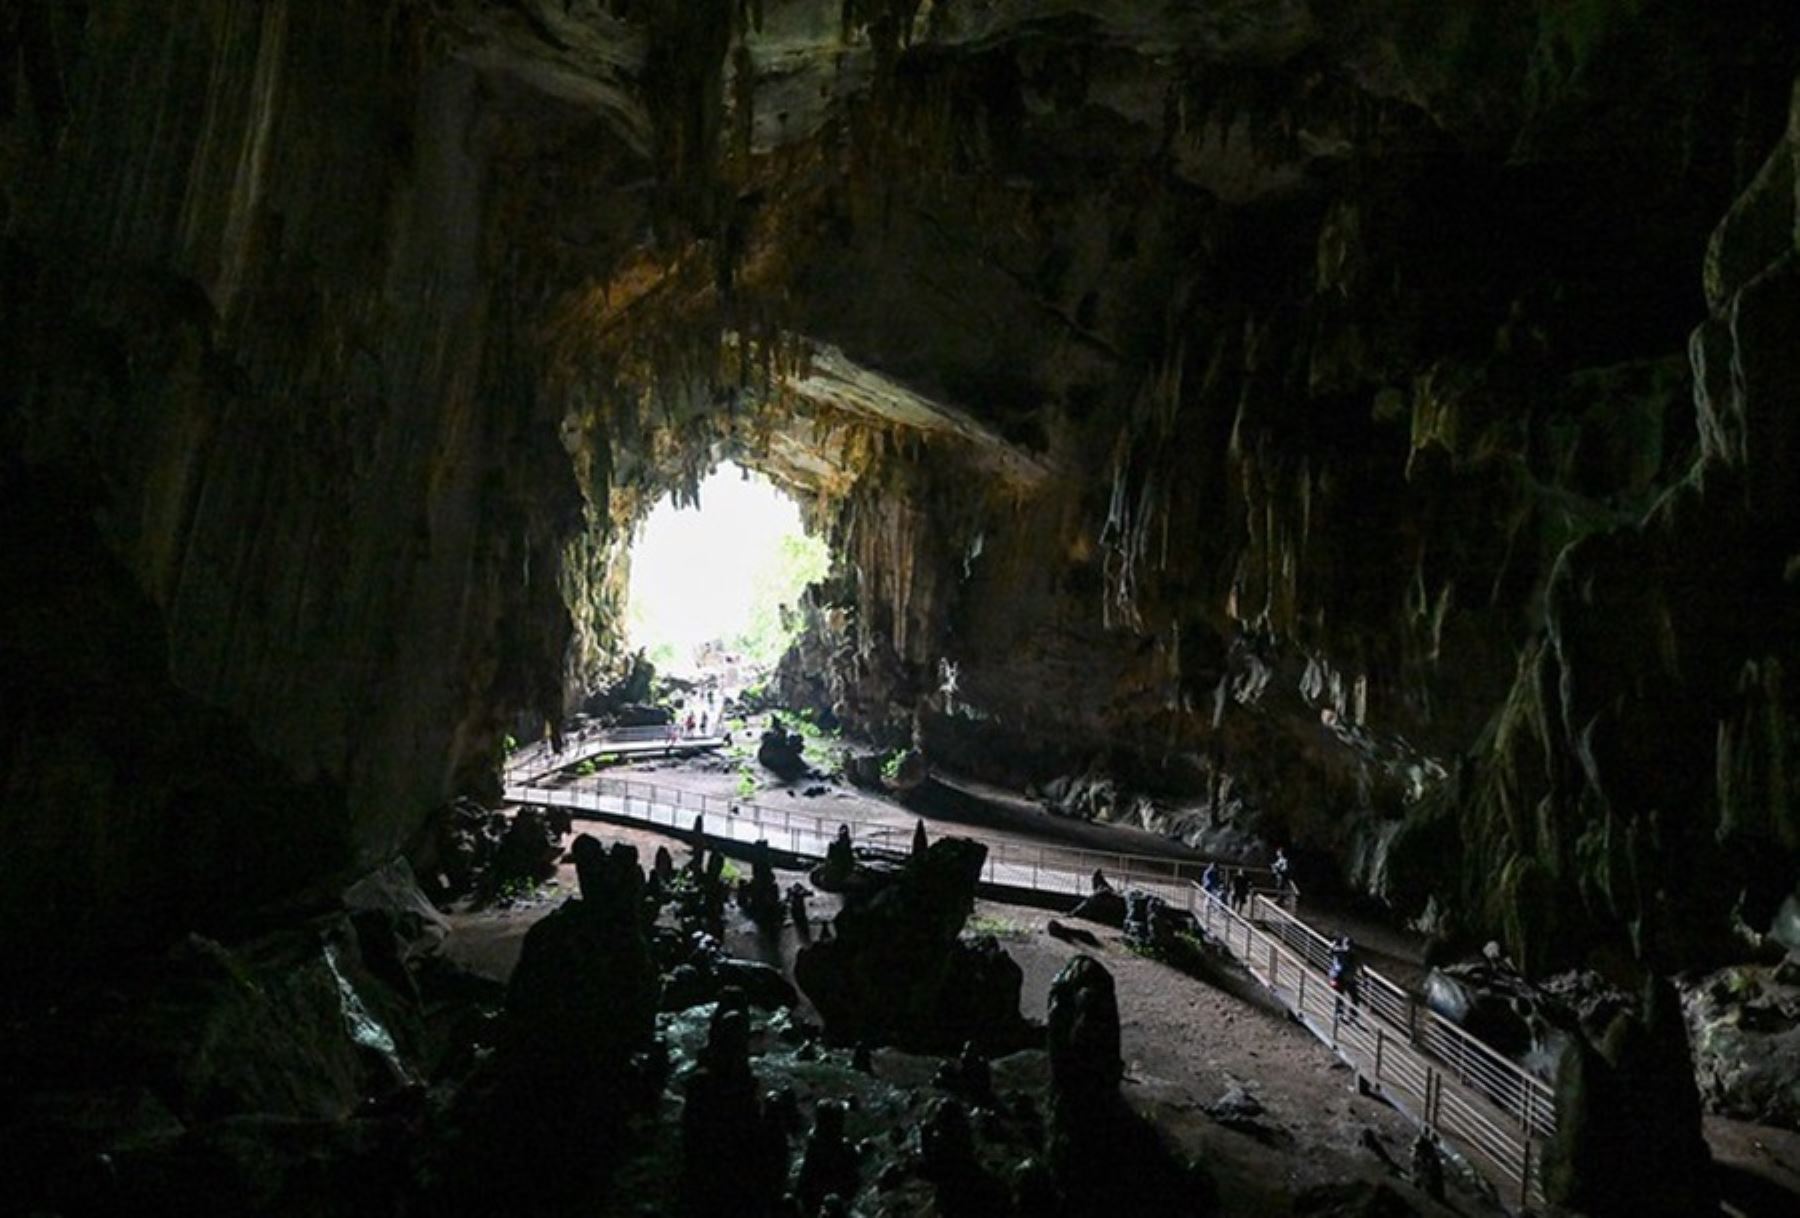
[1197,848,1363,1022]
[1198,861,1255,911]
[1198,846,1293,913]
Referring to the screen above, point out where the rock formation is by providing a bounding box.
[505,836,657,1079]
[1047,954,1213,1216]
[795,835,1030,1052]
[680,997,789,1218]
[1544,977,1714,1216]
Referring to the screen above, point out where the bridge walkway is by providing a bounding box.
[504,771,1553,1211]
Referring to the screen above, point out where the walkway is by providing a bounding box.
[504,770,1554,1212]
[507,725,726,781]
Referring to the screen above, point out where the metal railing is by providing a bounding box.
[503,771,1554,1210]
[505,725,725,783]
[1250,898,1553,1141]
[503,774,1220,895]
[1193,888,1550,1210]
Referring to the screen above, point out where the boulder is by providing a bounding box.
[1682,960,1800,1127]
[757,717,809,779]
[1122,890,1195,955]
[341,859,449,962]
[1543,977,1715,1217]
[1423,958,1568,1069]
[796,1099,860,1216]
[658,931,798,1013]
[918,1098,1006,1218]
[733,838,784,928]
[1069,888,1127,928]
[487,807,563,895]
[1047,955,1214,1215]
[794,836,1031,1052]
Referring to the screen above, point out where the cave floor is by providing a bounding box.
[553,741,1437,985]
[446,817,1485,1217]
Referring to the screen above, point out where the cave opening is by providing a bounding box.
[622,461,829,684]
[4,4,1799,1215]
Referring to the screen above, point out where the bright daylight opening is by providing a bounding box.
[625,463,829,685]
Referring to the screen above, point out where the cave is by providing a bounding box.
[3,3,1799,1216]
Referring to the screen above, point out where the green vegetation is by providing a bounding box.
[964,914,1028,941]
[576,758,598,776]
[731,532,830,665]
[881,751,905,781]
[502,733,518,754]
[735,769,757,800]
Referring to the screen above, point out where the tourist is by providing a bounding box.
[1328,934,1361,1026]
[1200,861,1220,898]
[1271,847,1291,893]
[1229,868,1251,912]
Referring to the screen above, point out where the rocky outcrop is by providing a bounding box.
[1683,958,1800,1130]
[1047,954,1213,1216]
[0,861,457,1217]
[1,0,589,972]
[1379,81,1800,973]
[505,836,657,1076]
[680,998,789,1218]
[1544,977,1714,1217]
[794,835,1031,1052]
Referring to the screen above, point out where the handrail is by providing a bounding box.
[1194,887,1548,1210]
[536,772,1228,887]
[517,767,1290,889]
[1249,896,1552,1134]
[505,726,726,782]
[502,772,1552,1210]
[508,774,1214,896]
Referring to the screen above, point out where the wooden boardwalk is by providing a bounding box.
[505,771,1554,1211]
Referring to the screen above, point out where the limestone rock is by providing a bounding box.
[794,836,1031,1052]
[757,716,809,779]
[1682,961,1800,1128]
[505,837,656,1078]
[1544,977,1714,1217]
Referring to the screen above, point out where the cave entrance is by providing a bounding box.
[624,462,828,692]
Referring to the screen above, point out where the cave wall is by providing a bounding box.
[3,0,1796,985]
[0,0,601,971]
[606,0,1797,976]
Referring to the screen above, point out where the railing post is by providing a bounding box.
[1519,1135,1533,1210]
[1373,1025,1384,1083]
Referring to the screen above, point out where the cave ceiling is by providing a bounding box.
[441,0,1503,509]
